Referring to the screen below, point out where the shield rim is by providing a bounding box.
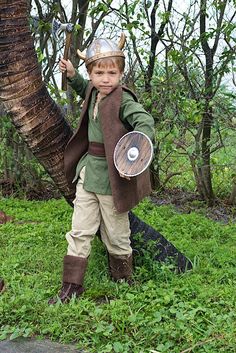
[113,131,154,177]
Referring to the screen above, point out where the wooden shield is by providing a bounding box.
[114,131,153,177]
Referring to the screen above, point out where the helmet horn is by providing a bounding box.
[118,32,126,49]
[77,49,86,61]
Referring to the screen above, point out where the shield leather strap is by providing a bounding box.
[113,131,153,177]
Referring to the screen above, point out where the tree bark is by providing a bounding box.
[228,182,236,205]
[145,0,173,92]
[0,0,75,203]
[199,0,215,205]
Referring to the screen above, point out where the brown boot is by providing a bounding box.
[109,253,133,283]
[48,255,88,304]
[0,278,5,293]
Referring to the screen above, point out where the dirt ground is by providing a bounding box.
[151,188,236,223]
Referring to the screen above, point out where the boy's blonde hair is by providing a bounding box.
[86,56,125,74]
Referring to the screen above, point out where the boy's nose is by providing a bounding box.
[102,75,109,82]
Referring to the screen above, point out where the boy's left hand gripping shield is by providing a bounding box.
[114,131,154,177]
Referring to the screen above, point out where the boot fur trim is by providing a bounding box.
[63,255,87,285]
[109,254,132,281]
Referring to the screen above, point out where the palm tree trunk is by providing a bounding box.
[0,0,75,203]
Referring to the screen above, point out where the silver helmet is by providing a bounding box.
[77,33,126,66]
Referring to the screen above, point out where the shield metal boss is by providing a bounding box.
[113,131,153,177]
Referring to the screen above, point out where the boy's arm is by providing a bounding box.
[67,70,89,100]
[119,92,155,180]
[59,58,89,99]
[120,92,155,141]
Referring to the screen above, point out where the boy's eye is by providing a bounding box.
[93,70,118,75]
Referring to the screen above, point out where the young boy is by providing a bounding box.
[49,34,154,304]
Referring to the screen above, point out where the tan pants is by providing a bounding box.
[66,167,132,258]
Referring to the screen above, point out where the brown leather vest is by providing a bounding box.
[64,84,151,213]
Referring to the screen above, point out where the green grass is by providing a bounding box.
[0,198,236,353]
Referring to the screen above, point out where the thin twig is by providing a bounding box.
[180,335,224,353]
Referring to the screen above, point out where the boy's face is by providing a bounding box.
[88,62,123,96]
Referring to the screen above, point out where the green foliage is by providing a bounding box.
[136,58,236,196]
[0,198,236,352]
[0,116,52,199]
[35,47,45,64]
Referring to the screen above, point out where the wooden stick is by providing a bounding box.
[62,31,72,91]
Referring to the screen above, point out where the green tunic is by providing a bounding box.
[68,71,155,195]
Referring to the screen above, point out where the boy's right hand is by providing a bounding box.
[59,58,76,79]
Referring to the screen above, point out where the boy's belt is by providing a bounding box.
[88,142,106,157]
